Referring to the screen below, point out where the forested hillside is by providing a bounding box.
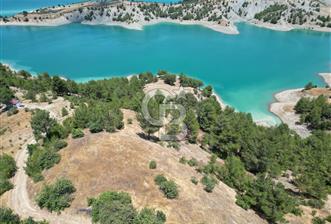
[0,63,330,223]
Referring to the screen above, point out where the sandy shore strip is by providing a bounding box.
[319,73,331,86]
[248,19,331,33]
[0,17,70,26]
[142,18,239,35]
[270,88,311,138]
[2,17,239,35]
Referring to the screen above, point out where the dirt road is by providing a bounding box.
[8,137,91,224]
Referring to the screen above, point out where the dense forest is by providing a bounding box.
[0,63,330,223]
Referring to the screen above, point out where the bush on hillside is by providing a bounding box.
[36,178,76,212]
[71,128,84,138]
[149,160,157,169]
[154,175,178,199]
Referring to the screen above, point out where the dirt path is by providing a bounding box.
[8,138,91,224]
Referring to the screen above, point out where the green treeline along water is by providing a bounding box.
[1,23,330,124]
[0,0,86,16]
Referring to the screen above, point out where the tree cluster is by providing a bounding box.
[154,174,178,199]
[294,95,331,130]
[0,207,48,224]
[254,4,288,24]
[88,191,166,224]
[36,178,76,212]
[0,154,17,195]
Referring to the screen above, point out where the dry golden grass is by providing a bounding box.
[0,110,34,207]
[28,110,266,224]
[0,110,33,156]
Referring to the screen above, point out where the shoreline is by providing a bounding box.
[0,18,239,35]
[269,72,331,137]
[269,88,311,137]
[319,73,331,87]
[3,18,331,34]
[247,19,331,33]
[2,18,331,35]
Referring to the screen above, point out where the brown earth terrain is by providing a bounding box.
[0,110,33,156]
[27,109,266,224]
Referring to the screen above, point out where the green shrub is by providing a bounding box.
[306,199,324,209]
[25,147,60,182]
[179,75,203,88]
[304,82,317,90]
[22,217,49,224]
[0,154,16,195]
[48,123,68,139]
[39,93,48,102]
[133,208,166,224]
[154,175,167,185]
[166,141,180,150]
[149,160,157,169]
[325,215,331,222]
[89,121,103,133]
[0,154,17,179]
[0,207,20,224]
[52,139,68,151]
[160,74,176,86]
[0,178,13,196]
[72,128,84,138]
[191,176,198,185]
[156,211,166,223]
[201,175,217,193]
[187,158,198,167]
[179,156,187,164]
[7,107,18,117]
[312,217,326,224]
[0,127,7,136]
[89,191,136,224]
[36,178,76,212]
[159,180,178,199]
[30,109,56,140]
[61,107,68,117]
[202,85,213,97]
[154,175,178,199]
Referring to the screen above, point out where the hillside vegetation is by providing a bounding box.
[1,0,330,31]
[0,64,330,223]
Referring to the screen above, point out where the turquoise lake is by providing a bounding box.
[1,23,330,124]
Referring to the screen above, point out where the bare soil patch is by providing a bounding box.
[0,110,33,156]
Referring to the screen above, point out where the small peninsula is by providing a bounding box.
[1,0,331,34]
[270,73,331,137]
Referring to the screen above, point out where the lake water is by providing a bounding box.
[1,23,330,124]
